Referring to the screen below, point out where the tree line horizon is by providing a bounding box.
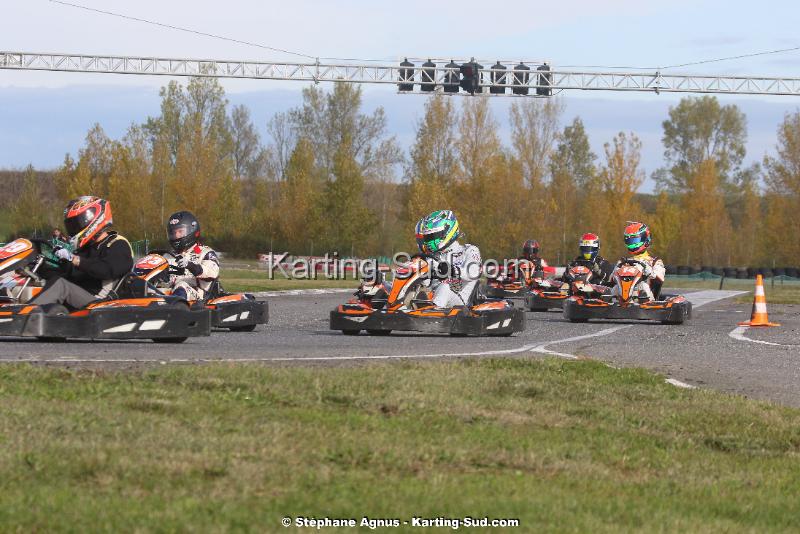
[1,77,799,268]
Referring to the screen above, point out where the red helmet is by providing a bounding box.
[579,233,600,261]
[64,196,113,249]
[623,222,651,255]
[521,239,540,261]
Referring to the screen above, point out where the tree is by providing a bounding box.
[548,117,597,262]
[11,165,52,237]
[680,159,732,265]
[763,111,800,263]
[649,191,682,263]
[509,98,563,190]
[593,132,644,258]
[657,96,747,192]
[229,105,263,180]
[277,138,320,254]
[406,95,459,235]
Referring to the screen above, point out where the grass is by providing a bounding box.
[220,267,358,292]
[1,359,799,532]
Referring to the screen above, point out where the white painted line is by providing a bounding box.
[728,325,784,346]
[529,325,633,359]
[665,378,696,389]
[686,290,747,309]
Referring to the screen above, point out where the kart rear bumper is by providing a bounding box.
[330,305,525,336]
[485,284,526,299]
[208,297,269,329]
[524,291,567,311]
[563,297,692,323]
[0,304,210,340]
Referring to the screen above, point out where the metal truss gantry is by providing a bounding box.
[2,50,800,97]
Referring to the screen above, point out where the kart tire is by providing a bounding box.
[661,318,685,325]
[152,337,188,343]
[449,332,468,337]
[229,324,257,332]
[341,330,361,336]
[367,329,391,336]
[489,332,513,337]
[568,318,588,323]
[529,307,549,312]
[37,336,67,342]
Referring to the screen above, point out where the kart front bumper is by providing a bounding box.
[563,297,692,323]
[524,290,567,311]
[330,305,525,336]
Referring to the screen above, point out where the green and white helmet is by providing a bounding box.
[415,210,461,254]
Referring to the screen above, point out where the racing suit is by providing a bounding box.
[612,251,665,301]
[563,256,614,286]
[428,240,482,308]
[170,244,220,301]
[31,232,134,309]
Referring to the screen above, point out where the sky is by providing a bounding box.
[2,0,800,191]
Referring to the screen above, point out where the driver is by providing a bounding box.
[31,196,133,309]
[563,233,614,286]
[414,210,481,308]
[166,211,219,301]
[618,221,665,300]
[519,239,548,271]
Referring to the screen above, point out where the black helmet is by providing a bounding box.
[521,239,540,261]
[167,211,200,252]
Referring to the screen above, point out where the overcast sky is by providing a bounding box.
[2,0,800,190]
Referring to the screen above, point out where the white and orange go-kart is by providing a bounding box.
[563,258,691,324]
[330,256,524,336]
[132,252,268,332]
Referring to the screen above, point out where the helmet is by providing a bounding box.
[579,233,600,261]
[64,196,113,249]
[521,240,540,261]
[167,211,201,252]
[623,222,651,254]
[415,210,460,255]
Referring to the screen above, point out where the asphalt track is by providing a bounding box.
[1,289,798,407]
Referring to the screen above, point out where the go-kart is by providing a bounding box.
[563,258,691,324]
[0,238,210,342]
[330,256,524,336]
[484,259,534,299]
[525,262,609,312]
[133,252,268,332]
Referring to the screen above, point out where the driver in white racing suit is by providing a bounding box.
[415,210,482,308]
[613,221,665,301]
[166,211,220,301]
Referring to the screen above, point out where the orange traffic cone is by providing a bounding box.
[738,274,780,327]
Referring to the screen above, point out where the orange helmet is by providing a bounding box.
[64,196,113,249]
[623,222,651,255]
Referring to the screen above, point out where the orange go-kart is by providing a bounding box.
[525,262,610,312]
[133,252,268,332]
[563,258,691,324]
[0,238,210,342]
[330,256,524,336]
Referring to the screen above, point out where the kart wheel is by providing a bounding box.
[37,336,67,343]
[661,318,685,325]
[341,330,361,336]
[367,329,391,336]
[449,332,468,337]
[229,324,257,332]
[152,337,188,343]
[529,307,549,312]
[568,318,588,323]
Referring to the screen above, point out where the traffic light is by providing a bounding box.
[398,58,414,92]
[421,59,436,92]
[537,63,552,96]
[512,62,530,95]
[443,60,459,93]
[490,61,507,94]
[460,61,480,95]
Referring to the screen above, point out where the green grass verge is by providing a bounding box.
[1,360,799,532]
[663,276,800,305]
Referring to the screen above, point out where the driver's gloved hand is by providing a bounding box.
[434,261,460,280]
[55,248,73,262]
[641,263,653,278]
[176,255,203,276]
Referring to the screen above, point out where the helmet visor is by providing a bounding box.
[168,224,190,241]
[624,235,645,251]
[579,245,597,260]
[64,210,94,237]
[416,228,448,253]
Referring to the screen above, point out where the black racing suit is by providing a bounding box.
[31,231,134,309]
[562,256,615,286]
